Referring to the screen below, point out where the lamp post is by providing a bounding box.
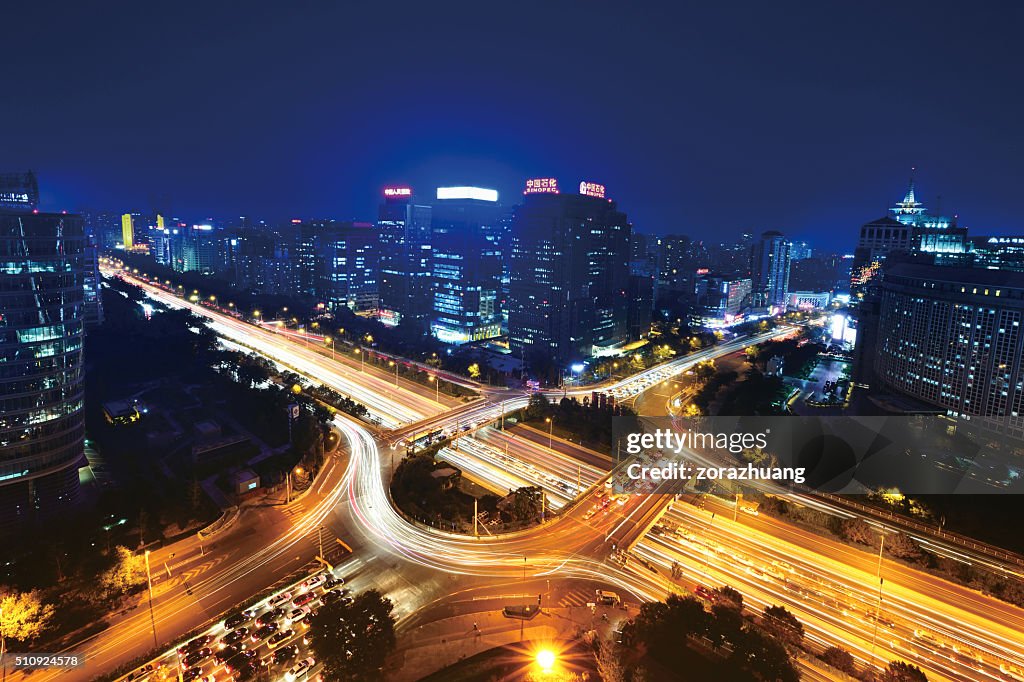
[325,336,334,361]
[356,348,364,372]
[429,375,439,403]
[545,417,553,449]
[144,550,158,648]
[389,360,398,387]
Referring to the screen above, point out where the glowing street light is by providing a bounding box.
[545,417,554,449]
[389,360,398,386]
[325,336,334,360]
[536,649,556,673]
[429,375,439,403]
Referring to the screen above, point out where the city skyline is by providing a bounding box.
[3,1,1023,249]
[3,4,1024,682]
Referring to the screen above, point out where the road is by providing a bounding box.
[39,272,1022,682]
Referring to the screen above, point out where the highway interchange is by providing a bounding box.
[25,269,1024,682]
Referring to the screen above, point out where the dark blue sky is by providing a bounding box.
[3,1,1022,249]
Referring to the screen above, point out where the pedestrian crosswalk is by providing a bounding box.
[557,588,594,608]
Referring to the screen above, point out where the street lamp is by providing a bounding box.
[545,417,554,449]
[325,336,334,360]
[355,348,364,372]
[144,550,158,648]
[536,649,556,673]
[389,360,398,386]
[429,375,439,403]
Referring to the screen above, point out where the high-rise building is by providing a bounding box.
[1,207,86,531]
[749,230,791,309]
[789,240,813,261]
[0,171,39,211]
[121,213,134,250]
[429,187,503,344]
[312,220,378,311]
[508,184,632,371]
[377,188,433,329]
[851,179,967,297]
[873,262,1024,438]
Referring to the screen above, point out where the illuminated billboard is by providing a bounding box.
[579,181,606,198]
[384,187,413,197]
[436,186,499,202]
[524,178,559,195]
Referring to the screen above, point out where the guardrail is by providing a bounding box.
[815,491,1024,569]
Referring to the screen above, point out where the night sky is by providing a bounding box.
[4,1,1022,249]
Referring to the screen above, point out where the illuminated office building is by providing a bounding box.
[429,187,503,344]
[121,213,134,249]
[377,187,433,329]
[874,262,1024,438]
[0,208,86,531]
[508,182,632,370]
[312,220,378,311]
[749,230,791,309]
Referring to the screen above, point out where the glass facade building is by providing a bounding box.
[0,210,86,531]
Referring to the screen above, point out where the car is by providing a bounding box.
[287,657,316,680]
[178,634,215,655]
[182,647,213,668]
[220,627,248,647]
[287,607,309,624]
[267,592,292,608]
[319,590,343,606]
[224,609,256,630]
[224,650,258,677]
[293,592,317,607]
[215,644,243,663]
[257,607,286,626]
[273,644,300,665]
[126,664,154,681]
[251,623,279,642]
[302,574,325,590]
[323,576,344,589]
[181,667,208,682]
[268,629,295,649]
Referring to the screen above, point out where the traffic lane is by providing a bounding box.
[700,497,1024,634]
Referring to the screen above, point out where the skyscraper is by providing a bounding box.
[749,230,791,309]
[313,220,378,312]
[1,206,86,531]
[874,262,1024,438]
[508,184,631,374]
[377,187,433,330]
[429,187,503,344]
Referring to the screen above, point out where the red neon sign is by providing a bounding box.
[579,181,606,198]
[524,178,559,195]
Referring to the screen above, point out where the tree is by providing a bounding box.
[886,532,924,563]
[99,546,147,596]
[0,589,54,644]
[730,628,799,682]
[882,660,928,682]
[821,646,856,675]
[508,486,543,525]
[307,590,396,682]
[713,585,743,609]
[525,392,551,420]
[708,603,744,648]
[593,638,627,682]
[761,605,804,648]
[839,518,876,546]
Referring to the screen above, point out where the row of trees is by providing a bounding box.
[618,588,928,682]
